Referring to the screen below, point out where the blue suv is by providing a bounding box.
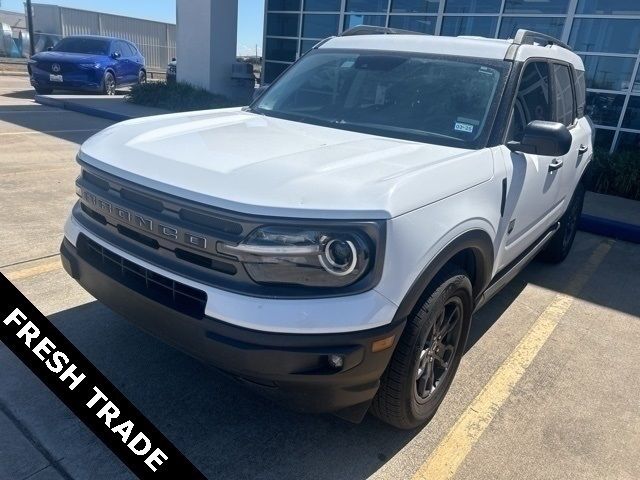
[28,35,146,95]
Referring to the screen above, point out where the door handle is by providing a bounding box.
[578,144,589,155]
[548,159,564,172]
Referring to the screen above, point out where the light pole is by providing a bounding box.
[26,0,35,56]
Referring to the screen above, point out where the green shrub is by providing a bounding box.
[584,149,640,201]
[126,81,235,112]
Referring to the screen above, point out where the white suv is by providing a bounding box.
[61,28,593,429]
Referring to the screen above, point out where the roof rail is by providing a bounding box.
[340,25,425,37]
[512,29,571,51]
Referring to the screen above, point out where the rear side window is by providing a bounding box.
[574,69,586,117]
[126,43,139,56]
[114,41,132,57]
[552,64,576,126]
[508,61,551,141]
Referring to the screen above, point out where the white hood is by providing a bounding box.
[79,108,494,219]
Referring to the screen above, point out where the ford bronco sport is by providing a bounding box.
[61,27,593,429]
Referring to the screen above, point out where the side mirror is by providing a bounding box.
[507,120,572,157]
[111,51,121,59]
[252,84,269,101]
[171,57,176,62]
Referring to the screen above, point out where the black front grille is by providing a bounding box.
[77,234,207,319]
[81,167,244,237]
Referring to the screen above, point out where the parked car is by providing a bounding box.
[61,28,593,429]
[28,35,146,95]
[166,57,177,84]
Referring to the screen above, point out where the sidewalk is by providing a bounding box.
[0,58,28,76]
[35,94,169,121]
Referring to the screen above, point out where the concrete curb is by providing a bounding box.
[579,213,640,244]
[34,94,132,121]
[0,71,29,76]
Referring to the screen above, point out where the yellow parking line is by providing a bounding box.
[413,239,614,480]
[3,257,62,282]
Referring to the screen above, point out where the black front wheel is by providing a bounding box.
[103,72,116,95]
[371,267,472,429]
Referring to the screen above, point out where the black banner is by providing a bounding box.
[0,273,206,479]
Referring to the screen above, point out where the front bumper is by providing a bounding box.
[30,67,103,92]
[60,236,405,415]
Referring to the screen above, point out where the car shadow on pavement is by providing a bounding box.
[43,234,640,479]
[1,87,36,100]
[0,103,114,144]
[48,301,417,480]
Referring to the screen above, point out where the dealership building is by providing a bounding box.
[261,0,640,153]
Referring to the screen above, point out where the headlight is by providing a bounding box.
[217,225,378,288]
[78,63,100,69]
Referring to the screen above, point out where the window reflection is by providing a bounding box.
[580,56,636,91]
[441,16,498,37]
[586,92,625,127]
[570,19,640,54]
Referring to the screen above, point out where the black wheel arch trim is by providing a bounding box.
[392,230,494,322]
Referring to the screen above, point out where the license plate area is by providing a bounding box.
[49,74,63,82]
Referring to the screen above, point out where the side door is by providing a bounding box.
[495,60,565,270]
[121,42,140,84]
[551,62,591,209]
[110,41,128,84]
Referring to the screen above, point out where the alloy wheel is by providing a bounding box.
[414,297,464,402]
[105,75,116,95]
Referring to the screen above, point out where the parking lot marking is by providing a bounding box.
[0,129,101,136]
[3,258,62,282]
[412,239,614,480]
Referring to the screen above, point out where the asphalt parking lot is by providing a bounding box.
[1,75,640,480]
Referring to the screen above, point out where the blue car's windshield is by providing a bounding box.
[53,37,110,55]
[252,50,509,148]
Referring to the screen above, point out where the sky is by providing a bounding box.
[0,0,265,55]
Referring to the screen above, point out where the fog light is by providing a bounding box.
[327,354,344,369]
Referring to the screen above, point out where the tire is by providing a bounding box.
[138,69,146,85]
[539,182,585,264]
[35,87,53,95]
[102,72,116,95]
[371,267,473,429]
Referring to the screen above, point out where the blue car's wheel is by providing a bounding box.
[103,72,116,95]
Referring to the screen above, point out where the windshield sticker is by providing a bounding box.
[454,122,474,133]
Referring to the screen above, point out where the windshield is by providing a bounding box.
[53,37,111,55]
[252,50,508,148]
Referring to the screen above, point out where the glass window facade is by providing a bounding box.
[388,15,437,33]
[302,14,340,38]
[262,0,640,152]
[390,0,440,13]
[441,16,498,37]
[503,0,570,14]
[344,14,386,30]
[499,17,565,39]
[445,0,501,13]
